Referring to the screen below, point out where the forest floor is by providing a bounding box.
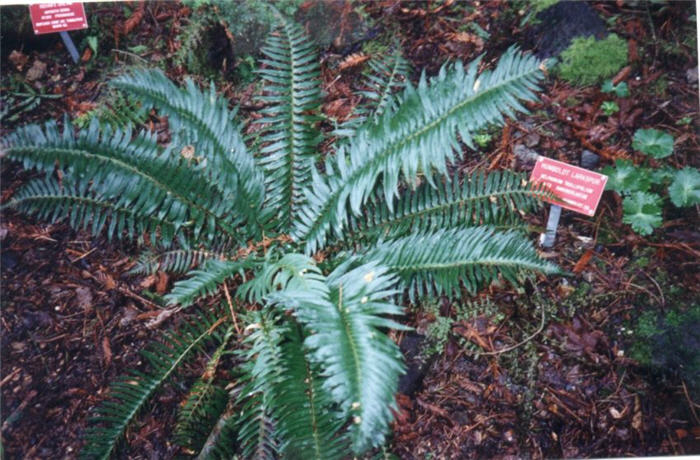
[1,1,699,459]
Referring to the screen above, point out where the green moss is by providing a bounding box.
[557,34,628,86]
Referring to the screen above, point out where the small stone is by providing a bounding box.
[513,144,539,171]
[686,67,698,84]
[524,132,541,148]
[580,149,600,169]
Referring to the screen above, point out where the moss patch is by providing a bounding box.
[557,34,628,86]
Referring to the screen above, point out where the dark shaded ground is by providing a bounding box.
[1,1,699,458]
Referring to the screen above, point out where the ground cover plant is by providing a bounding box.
[1,18,559,458]
[602,128,700,235]
[557,33,628,86]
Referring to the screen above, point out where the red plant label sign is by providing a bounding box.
[529,156,608,216]
[29,2,88,35]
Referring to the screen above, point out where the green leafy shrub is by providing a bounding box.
[557,34,628,86]
[1,20,558,458]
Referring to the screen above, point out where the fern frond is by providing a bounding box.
[130,247,227,275]
[235,310,284,459]
[269,260,408,453]
[257,20,322,231]
[274,326,347,459]
[294,47,543,252]
[348,170,550,244]
[2,178,178,244]
[2,118,242,242]
[165,257,259,308]
[74,88,149,130]
[333,47,410,139]
[111,69,267,233]
[238,253,325,303]
[174,327,233,453]
[81,309,225,460]
[362,226,560,301]
[195,406,240,460]
[360,48,411,120]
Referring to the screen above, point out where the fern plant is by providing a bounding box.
[1,20,559,459]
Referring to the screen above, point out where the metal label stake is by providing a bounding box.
[540,204,562,248]
[59,32,80,64]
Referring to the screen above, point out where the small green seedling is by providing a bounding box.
[601,101,619,116]
[601,79,629,97]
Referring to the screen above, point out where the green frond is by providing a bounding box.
[196,408,240,460]
[130,247,228,275]
[81,309,226,460]
[2,178,178,244]
[348,170,550,244]
[2,118,242,242]
[270,261,408,453]
[174,327,233,453]
[294,47,544,253]
[333,47,410,139]
[238,253,326,303]
[274,326,347,459]
[257,20,322,231]
[111,69,268,233]
[360,48,411,120]
[74,88,149,130]
[362,226,561,301]
[234,310,284,459]
[165,257,259,308]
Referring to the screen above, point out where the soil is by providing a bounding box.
[1,1,699,459]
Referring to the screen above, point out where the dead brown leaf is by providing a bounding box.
[338,52,370,72]
[156,271,169,295]
[102,336,112,367]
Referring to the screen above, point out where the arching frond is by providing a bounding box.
[362,226,561,301]
[348,170,550,244]
[111,69,268,233]
[360,48,411,120]
[257,20,322,231]
[165,257,259,308]
[174,327,233,453]
[234,310,284,459]
[333,47,410,139]
[269,260,408,453]
[2,178,178,244]
[294,48,544,253]
[2,118,242,242]
[81,310,226,460]
[238,253,325,303]
[274,326,347,459]
[130,247,228,275]
[195,407,240,460]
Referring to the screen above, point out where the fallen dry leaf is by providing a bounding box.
[102,336,112,367]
